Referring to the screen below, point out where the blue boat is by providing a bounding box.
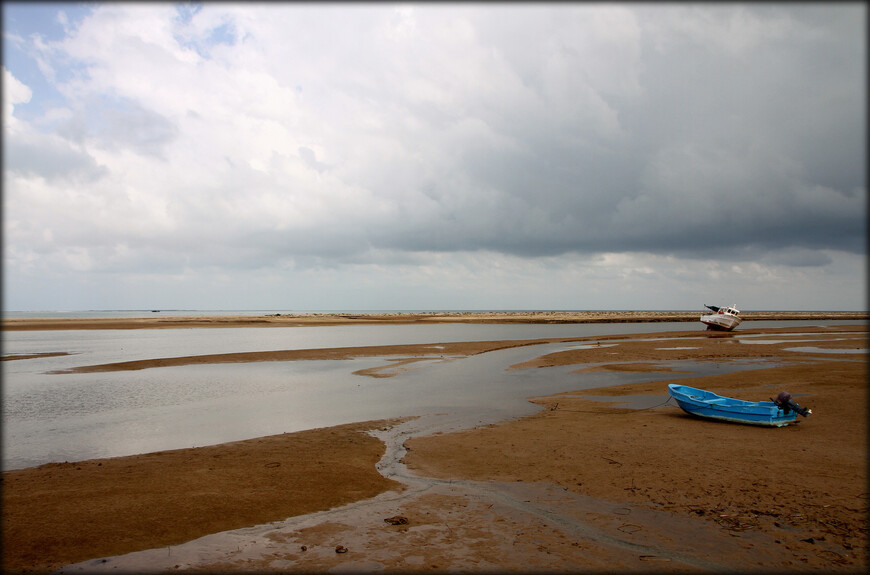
[668,384,811,427]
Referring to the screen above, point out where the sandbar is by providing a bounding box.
[1,321,866,572]
[3,310,866,331]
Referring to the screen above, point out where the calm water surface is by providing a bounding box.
[2,320,862,470]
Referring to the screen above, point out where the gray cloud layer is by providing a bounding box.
[3,3,866,310]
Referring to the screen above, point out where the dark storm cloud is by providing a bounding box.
[348,4,867,262]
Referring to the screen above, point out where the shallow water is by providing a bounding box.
[2,320,863,470]
[783,346,866,354]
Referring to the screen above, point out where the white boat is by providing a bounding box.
[700,304,742,331]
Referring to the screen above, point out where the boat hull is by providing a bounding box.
[668,384,798,427]
[700,313,742,331]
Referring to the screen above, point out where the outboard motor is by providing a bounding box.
[771,391,812,417]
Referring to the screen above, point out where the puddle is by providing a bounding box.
[633,337,706,342]
[738,331,867,338]
[655,347,699,350]
[783,346,866,355]
[738,339,822,345]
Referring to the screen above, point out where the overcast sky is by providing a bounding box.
[2,3,866,311]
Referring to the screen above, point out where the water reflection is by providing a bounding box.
[2,321,863,470]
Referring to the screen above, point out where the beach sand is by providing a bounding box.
[1,318,866,572]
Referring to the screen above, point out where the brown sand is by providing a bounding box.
[1,422,404,572]
[47,340,554,374]
[406,339,868,571]
[1,320,867,572]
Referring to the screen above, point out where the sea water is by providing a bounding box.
[2,320,863,470]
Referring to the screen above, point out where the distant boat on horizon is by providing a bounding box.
[700,304,742,331]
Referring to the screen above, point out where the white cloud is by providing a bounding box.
[2,3,866,311]
[2,66,32,132]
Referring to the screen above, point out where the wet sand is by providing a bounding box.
[1,422,404,573]
[1,320,867,572]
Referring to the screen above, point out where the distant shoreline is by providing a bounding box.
[2,310,867,330]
